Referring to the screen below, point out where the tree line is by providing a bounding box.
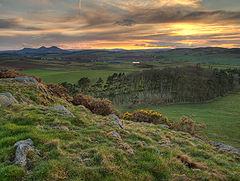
[60,66,240,105]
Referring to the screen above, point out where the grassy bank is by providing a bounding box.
[117,93,240,149]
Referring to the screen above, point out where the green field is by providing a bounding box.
[22,69,134,84]
[20,61,195,84]
[117,93,240,149]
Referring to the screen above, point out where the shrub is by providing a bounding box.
[47,84,71,100]
[0,69,25,78]
[0,69,42,83]
[123,110,172,126]
[72,94,93,110]
[173,116,206,136]
[72,94,121,116]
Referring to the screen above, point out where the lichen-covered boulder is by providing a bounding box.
[14,138,34,167]
[0,93,18,107]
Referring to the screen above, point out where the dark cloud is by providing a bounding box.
[116,6,240,26]
[0,18,42,30]
[115,19,136,26]
[0,18,22,28]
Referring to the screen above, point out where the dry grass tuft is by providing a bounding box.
[45,139,61,150]
[177,154,208,169]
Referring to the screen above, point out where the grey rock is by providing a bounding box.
[210,142,240,153]
[108,114,119,119]
[0,93,18,107]
[141,141,148,147]
[14,138,34,167]
[5,76,38,85]
[189,137,204,143]
[158,124,169,129]
[54,106,74,117]
[108,114,124,129]
[53,126,69,131]
[109,131,122,140]
[114,121,124,129]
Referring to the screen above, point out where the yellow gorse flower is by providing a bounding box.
[123,109,169,125]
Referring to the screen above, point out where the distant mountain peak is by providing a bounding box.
[39,46,47,49]
[17,46,69,54]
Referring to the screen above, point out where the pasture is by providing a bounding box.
[117,93,240,149]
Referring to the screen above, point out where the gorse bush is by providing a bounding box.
[173,116,206,136]
[72,94,121,116]
[123,110,172,126]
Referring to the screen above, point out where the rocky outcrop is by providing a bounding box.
[210,142,240,153]
[3,76,38,85]
[14,138,34,167]
[0,93,18,107]
[108,114,124,129]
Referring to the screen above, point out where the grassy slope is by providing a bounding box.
[117,93,240,149]
[0,81,239,180]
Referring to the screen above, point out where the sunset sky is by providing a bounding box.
[0,0,240,50]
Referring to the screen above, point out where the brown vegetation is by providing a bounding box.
[72,93,121,116]
[177,154,208,169]
[28,75,42,83]
[0,69,42,83]
[0,69,25,78]
[173,116,206,136]
[46,84,71,101]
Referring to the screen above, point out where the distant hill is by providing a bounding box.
[17,46,70,54]
[0,46,70,54]
[0,46,240,65]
